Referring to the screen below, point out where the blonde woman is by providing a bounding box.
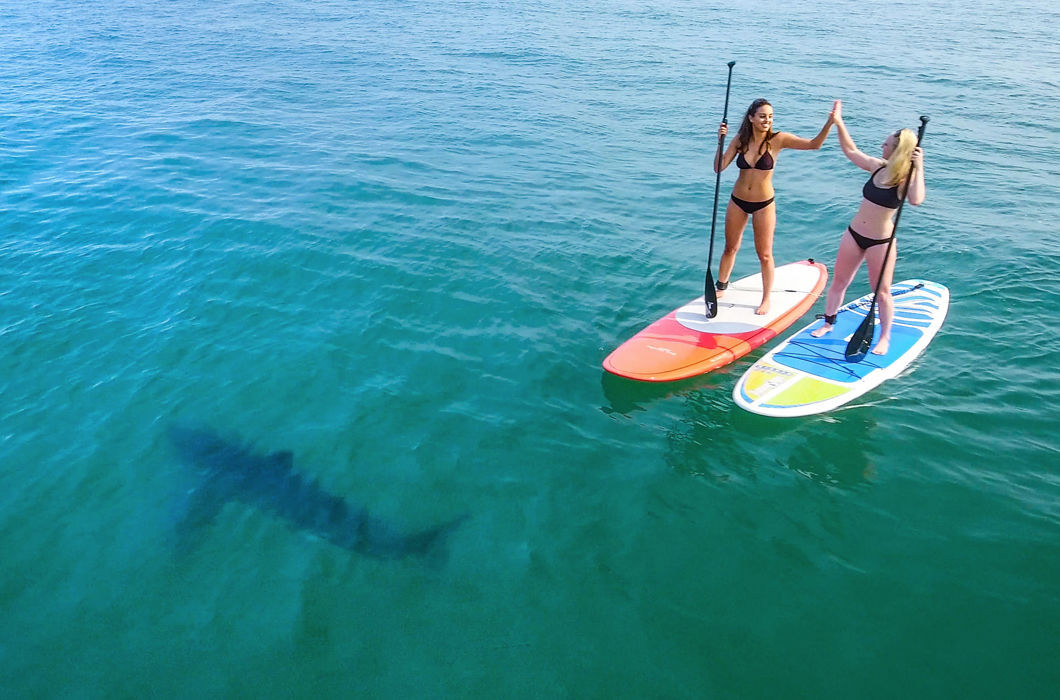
[811,100,926,355]
[714,98,834,314]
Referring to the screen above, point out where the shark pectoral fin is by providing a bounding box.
[171,486,226,555]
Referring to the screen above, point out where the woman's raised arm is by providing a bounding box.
[833,100,883,171]
[777,103,834,151]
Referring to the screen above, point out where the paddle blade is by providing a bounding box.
[844,305,876,362]
[703,269,718,318]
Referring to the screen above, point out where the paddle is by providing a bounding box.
[703,60,736,319]
[844,115,929,362]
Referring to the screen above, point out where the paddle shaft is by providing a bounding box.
[708,62,735,267]
[703,61,735,317]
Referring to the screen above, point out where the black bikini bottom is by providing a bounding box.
[731,195,775,214]
[847,226,892,250]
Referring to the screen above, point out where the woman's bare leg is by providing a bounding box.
[716,199,748,298]
[751,203,777,314]
[812,231,865,337]
[866,240,897,355]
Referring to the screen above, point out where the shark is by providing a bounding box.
[168,426,466,560]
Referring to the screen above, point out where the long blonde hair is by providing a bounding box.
[882,128,916,186]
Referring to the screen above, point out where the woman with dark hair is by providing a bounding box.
[714,99,834,314]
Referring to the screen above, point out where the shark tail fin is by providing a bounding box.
[403,513,470,563]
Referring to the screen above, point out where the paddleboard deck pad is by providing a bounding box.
[603,260,827,382]
[733,279,949,417]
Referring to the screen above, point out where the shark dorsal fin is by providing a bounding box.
[269,450,294,472]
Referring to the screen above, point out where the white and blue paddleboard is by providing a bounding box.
[733,280,949,417]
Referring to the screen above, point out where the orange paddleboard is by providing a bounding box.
[603,259,827,382]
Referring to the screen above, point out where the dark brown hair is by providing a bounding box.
[736,98,776,156]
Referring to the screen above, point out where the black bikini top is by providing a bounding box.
[863,167,901,209]
[736,149,774,171]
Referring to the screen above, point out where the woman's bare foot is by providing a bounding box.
[715,280,729,299]
[810,323,833,338]
[755,298,770,315]
[871,337,890,355]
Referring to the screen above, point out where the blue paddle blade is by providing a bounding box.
[844,306,875,362]
[844,345,869,363]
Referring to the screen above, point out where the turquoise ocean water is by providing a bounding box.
[2,0,1058,696]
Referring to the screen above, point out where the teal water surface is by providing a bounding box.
[2,0,1058,697]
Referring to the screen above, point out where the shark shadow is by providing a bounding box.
[168,426,467,560]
